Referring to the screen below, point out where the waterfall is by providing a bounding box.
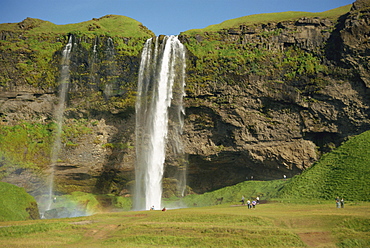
[134,36,186,211]
[103,37,117,98]
[89,36,98,89]
[42,35,73,214]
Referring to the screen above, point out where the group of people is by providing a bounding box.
[149,206,167,211]
[241,196,259,209]
[335,197,344,208]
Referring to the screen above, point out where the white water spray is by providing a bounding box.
[43,35,73,213]
[134,36,186,210]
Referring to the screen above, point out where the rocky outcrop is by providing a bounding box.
[340,0,370,87]
[180,0,370,192]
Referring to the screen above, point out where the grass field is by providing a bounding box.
[0,201,369,247]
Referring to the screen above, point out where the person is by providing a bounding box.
[150,206,154,210]
[252,200,256,209]
[335,197,340,208]
[162,207,167,211]
[340,198,344,208]
[247,200,251,209]
[241,195,245,205]
[256,196,260,204]
[283,175,287,180]
[53,197,56,203]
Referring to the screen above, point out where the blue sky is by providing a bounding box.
[0,0,355,35]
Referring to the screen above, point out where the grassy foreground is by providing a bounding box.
[0,201,369,248]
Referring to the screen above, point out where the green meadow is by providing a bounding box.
[0,201,369,247]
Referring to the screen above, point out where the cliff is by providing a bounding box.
[0,1,369,197]
[179,1,370,192]
[0,15,153,196]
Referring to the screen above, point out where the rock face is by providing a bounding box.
[180,1,370,192]
[0,2,369,196]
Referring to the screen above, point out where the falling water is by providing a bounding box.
[103,37,117,98]
[89,36,98,89]
[134,36,186,210]
[42,35,73,214]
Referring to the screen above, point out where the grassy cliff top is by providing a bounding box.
[0,15,154,38]
[183,4,352,35]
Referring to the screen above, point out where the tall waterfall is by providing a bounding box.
[134,36,186,210]
[43,35,73,213]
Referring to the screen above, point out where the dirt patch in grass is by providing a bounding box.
[69,220,96,225]
[298,231,334,247]
[84,224,120,240]
[121,214,148,217]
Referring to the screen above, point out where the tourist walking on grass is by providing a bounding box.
[247,200,251,209]
[340,198,344,208]
[335,197,341,208]
[252,200,256,209]
[241,195,245,205]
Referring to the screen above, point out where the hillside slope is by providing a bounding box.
[0,182,39,221]
[180,130,370,207]
[278,130,370,201]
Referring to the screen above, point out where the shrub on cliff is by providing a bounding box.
[0,182,40,221]
[278,130,370,201]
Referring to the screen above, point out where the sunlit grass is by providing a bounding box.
[0,15,154,38]
[0,202,368,247]
[183,5,352,35]
[279,130,370,201]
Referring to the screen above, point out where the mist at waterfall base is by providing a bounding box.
[134,36,187,211]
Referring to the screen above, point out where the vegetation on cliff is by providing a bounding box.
[0,15,153,90]
[0,120,93,178]
[0,182,39,221]
[181,4,351,92]
[184,5,351,35]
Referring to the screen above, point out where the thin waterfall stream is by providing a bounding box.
[41,35,73,215]
[134,36,186,210]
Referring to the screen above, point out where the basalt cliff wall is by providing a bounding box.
[179,0,370,192]
[0,1,369,197]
